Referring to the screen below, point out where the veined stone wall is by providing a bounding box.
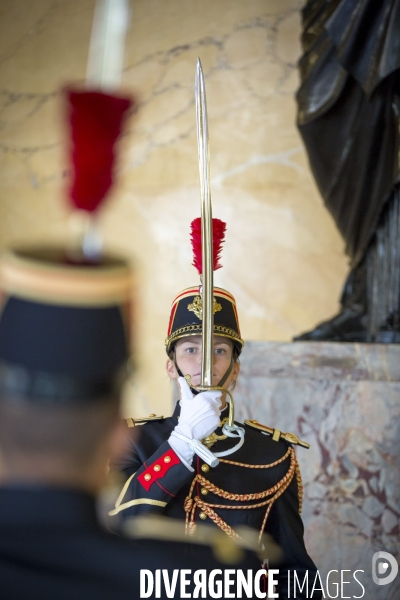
[234,341,400,600]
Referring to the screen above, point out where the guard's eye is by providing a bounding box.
[185,347,197,354]
[214,347,226,355]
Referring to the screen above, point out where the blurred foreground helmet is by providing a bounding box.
[0,246,131,403]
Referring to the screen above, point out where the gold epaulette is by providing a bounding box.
[244,419,310,449]
[125,414,164,427]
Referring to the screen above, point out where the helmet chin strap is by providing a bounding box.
[173,350,234,396]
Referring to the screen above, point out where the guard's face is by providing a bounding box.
[166,334,239,390]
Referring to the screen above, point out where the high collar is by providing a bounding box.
[0,486,98,529]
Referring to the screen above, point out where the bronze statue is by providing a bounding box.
[295,0,400,343]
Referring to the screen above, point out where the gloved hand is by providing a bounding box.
[168,377,222,469]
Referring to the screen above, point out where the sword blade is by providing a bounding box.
[195,58,213,388]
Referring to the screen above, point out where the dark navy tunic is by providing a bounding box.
[0,486,261,600]
[111,402,321,599]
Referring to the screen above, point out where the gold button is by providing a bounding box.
[144,474,151,481]
[199,512,207,520]
[153,464,161,472]
[164,456,172,463]
[201,487,208,496]
[201,464,209,473]
[149,413,156,417]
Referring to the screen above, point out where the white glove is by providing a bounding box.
[168,377,222,470]
[176,377,223,440]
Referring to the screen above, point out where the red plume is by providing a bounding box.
[190,217,226,274]
[66,89,132,213]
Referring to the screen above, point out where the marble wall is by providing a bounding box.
[234,341,400,599]
[0,0,348,414]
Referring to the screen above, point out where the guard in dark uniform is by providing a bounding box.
[0,246,262,600]
[110,66,319,600]
[110,269,321,599]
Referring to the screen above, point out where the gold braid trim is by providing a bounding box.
[192,464,294,502]
[184,447,297,543]
[258,463,294,543]
[218,447,291,469]
[165,324,244,349]
[295,456,304,514]
[194,501,241,539]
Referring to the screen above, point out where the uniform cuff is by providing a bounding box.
[167,437,195,472]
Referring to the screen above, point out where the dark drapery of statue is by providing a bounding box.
[295,0,400,343]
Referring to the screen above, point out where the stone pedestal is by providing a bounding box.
[234,341,400,599]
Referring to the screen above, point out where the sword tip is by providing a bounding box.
[195,58,203,90]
